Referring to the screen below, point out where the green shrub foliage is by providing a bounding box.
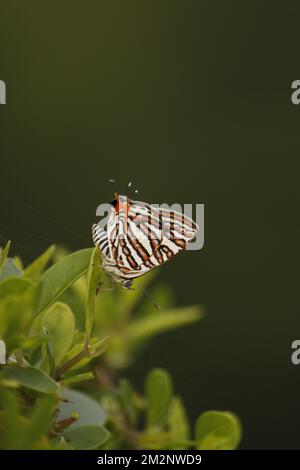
[0,242,241,450]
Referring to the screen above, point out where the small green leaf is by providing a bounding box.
[85,248,102,343]
[195,411,242,450]
[57,388,106,431]
[0,240,11,272]
[168,397,190,449]
[0,367,59,394]
[127,305,204,344]
[89,335,110,357]
[24,245,56,282]
[64,425,109,450]
[36,248,94,314]
[145,368,173,430]
[61,372,94,386]
[41,302,75,367]
[0,278,35,349]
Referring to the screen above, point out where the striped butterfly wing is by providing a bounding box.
[92,197,198,283]
[128,200,198,264]
[92,204,151,282]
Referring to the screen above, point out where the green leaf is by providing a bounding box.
[89,335,110,357]
[145,368,173,430]
[195,411,242,450]
[61,372,94,386]
[0,276,33,298]
[138,431,173,450]
[85,247,102,343]
[93,284,118,330]
[0,388,20,449]
[168,397,190,449]
[41,325,56,377]
[0,278,35,348]
[17,395,56,449]
[127,305,204,344]
[24,245,56,282]
[119,378,138,426]
[36,248,94,314]
[57,388,106,431]
[0,258,23,281]
[41,302,75,367]
[0,367,59,394]
[0,240,11,272]
[64,425,109,450]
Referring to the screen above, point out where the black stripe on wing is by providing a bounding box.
[92,224,110,257]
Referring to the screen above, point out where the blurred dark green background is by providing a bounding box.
[1,1,300,449]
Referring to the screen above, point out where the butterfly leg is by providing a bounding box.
[96,277,115,295]
[92,263,103,270]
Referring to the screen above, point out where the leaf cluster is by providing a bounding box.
[0,242,241,450]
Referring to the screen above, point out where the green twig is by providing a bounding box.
[55,345,90,380]
[55,336,110,380]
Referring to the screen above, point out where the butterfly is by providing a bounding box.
[92,180,198,290]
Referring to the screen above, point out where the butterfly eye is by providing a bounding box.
[110,199,117,207]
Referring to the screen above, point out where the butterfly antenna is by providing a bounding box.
[127,181,139,199]
[108,179,118,195]
[135,283,161,311]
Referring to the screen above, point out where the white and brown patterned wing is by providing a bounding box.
[128,200,198,264]
[92,223,111,259]
[92,206,156,282]
[92,197,198,283]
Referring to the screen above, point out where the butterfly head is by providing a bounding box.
[108,179,138,209]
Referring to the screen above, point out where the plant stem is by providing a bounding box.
[95,366,140,448]
[15,349,25,367]
[55,345,90,380]
[54,336,109,380]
